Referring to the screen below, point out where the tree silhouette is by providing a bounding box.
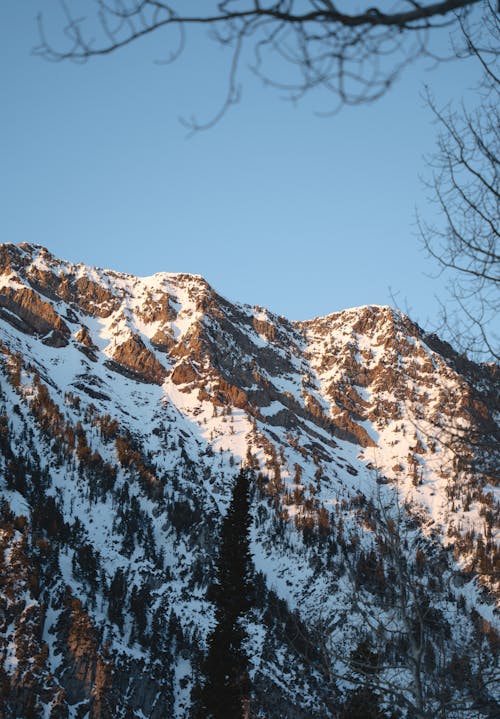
[196,468,253,719]
[36,1,483,130]
[315,490,500,718]
[419,0,499,360]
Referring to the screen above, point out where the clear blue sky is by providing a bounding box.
[1,2,483,325]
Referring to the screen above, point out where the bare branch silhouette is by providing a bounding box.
[35,1,484,126]
[419,0,499,360]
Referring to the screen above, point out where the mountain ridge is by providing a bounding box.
[0,242,498,719]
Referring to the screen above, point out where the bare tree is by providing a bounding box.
[35,1,483,130]
[305,490,500,718]
[418,0,499,361]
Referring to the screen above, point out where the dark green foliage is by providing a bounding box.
[196,469,253,719]
[6,457,27,495]
[130,584,151,645]
[355,549,386,597]
[72,542,100,591]
[114,432,164,500]
[196,619,250,719]
[340,687,391,719]
[107,568,127,631]
[213,470,253,618]
[168,499,198,535]
[349,639,380,675]
[31,495,69,541]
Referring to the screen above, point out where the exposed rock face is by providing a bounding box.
[58,597,101,705]
[75,325,98,360]
[110,334,166,385]
[0,286,70,342]
[68,277,121,318]
[253,315,276,342]
[137,291,177,324]
[171,360,199,386]
[0,244,122,320]
[212,376,248,409]
[150,327,175,352]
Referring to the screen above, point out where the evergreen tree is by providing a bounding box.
[196,469,253,719]
[339,687,389,719]
[107,568,127,631]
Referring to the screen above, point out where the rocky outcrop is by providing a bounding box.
[304,390,375,447]
[0,286,70,343]
[212,377,248,408]
[75,326,98,360]
[109,334,166,384]
[65,277,121,318]
[253,316,276,342]
[0,245,121,320]
[151,327,175,353]
[25,265,62,301]
[56,596,101,706]
[137,291,177,324]
[170,321,206,362]
[171,359,200,386]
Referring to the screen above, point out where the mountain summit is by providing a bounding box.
[0,243,498,718]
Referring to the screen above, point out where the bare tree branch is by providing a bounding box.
[418,1,499,361]
[282,486,500,717]
[34,1,484,126]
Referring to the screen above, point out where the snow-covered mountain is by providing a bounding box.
[0,243,498,719]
